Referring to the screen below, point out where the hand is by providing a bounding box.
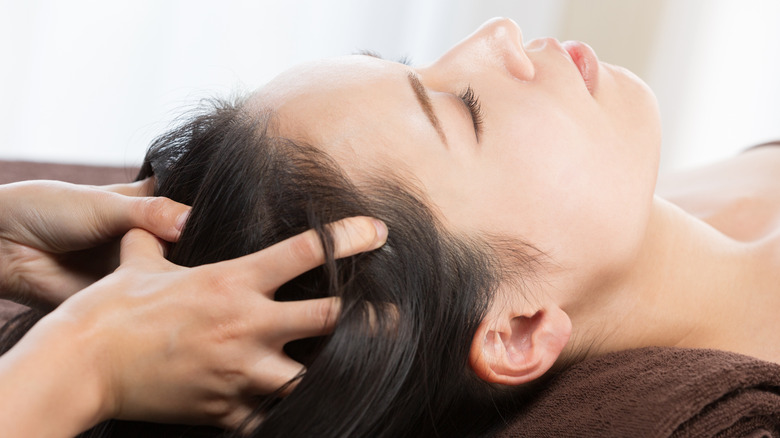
[43,216,387,430]
[0,179,190,308]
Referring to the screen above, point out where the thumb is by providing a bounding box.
[124,196,191,243]
[119,228,168,267]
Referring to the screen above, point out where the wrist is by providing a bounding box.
[0,311,113,436]
[40,310,116,423]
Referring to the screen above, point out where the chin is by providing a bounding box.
[599,62,657,106]
[603,62,662,158]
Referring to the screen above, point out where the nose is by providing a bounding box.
[426,17,534,82]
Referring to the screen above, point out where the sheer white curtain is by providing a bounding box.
[0,0,561,165]
[1,0,778,169]
[647,0,780,171]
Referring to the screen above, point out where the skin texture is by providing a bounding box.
[254,17,662,382]
[0,179,387,436]
[254,17,780,381]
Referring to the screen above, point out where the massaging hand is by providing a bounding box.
[0,179,189,308]
[6,217,387,435]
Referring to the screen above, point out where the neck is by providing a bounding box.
[563,196,780,363]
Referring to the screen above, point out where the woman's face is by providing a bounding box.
[255,18,661,298]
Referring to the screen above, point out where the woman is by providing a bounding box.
[4,16,780,436]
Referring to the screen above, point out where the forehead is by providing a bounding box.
[259,55,391,105]
[254,56,398,139]
[249,56,429,176]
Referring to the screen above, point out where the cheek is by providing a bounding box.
[597,64,662,159]
[481,118,653,272]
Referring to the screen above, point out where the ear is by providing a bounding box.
[469,305,571,385]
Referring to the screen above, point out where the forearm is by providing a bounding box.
[0,314,109,437]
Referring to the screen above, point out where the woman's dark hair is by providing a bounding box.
[0,95,542,437]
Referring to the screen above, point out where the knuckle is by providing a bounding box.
[139,196,173,227]
[201,268,241,299]
[202,397,234,420]
[288,232,323,264]
[213,319,251,343]
[214,362,249,386]
[310,299,335,326]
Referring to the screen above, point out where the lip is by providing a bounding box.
[561,40,600,95]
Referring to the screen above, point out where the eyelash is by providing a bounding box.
[393,54,484,136]
[355,50,484,138]
[459,86,484,136]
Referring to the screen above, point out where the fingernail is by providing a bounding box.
[175,210,190,232]
[371,219,388,248]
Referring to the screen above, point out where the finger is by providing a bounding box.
[329,216,388,258]
[229,216,387,292]
[119,228,167,266]
[248,354,306,396]
[125,196,191,242]
[270,297,341,342]
[102,178,156,197]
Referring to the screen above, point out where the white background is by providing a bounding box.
[1,0,779,172]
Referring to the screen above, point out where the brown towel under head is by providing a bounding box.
[0,160,139,185]
[496,347,780,438]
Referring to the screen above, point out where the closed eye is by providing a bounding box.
[458,86,484,141]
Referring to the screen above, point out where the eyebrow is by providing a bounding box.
[356,50,448,147]
[407,72,448,147]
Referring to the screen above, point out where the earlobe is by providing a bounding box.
[469,306,571,386]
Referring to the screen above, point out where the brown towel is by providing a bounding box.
[0,160,138,185]
[496,347,780,438]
